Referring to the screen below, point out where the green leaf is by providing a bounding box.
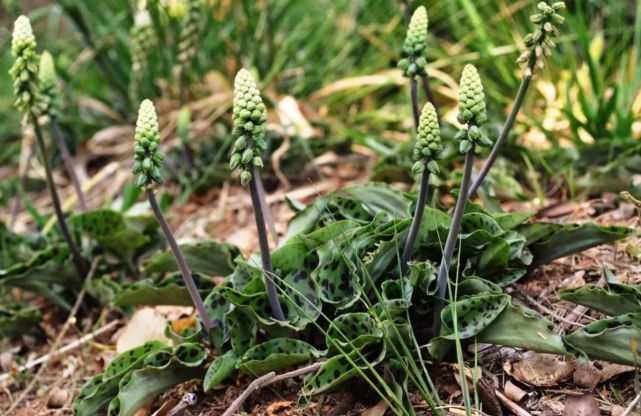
[113,273,215,307]
[0,305,42,338]
[302,344,386,395]
[342,183,410,219]
[203,351,237,392]
[73,342,168,416]
[106,343,207,416]
[238,338,322,375]
[528,223,633,268]
[440,294,509,339]
[143,240,240,276]
[388,359,415,416]
[493,211,533,230]
[69,209,149,263]
[564,314,641,365]
[559,286,641,316]
[477,303,567,355]
[326,312,383,354]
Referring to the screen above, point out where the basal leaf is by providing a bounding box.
[440,294,509,339]
[529,223,633,268]
[143,240,240,276]
[107,343,207,416]
[73,341,168,416]
[559,286,641,316]
[342,183,410,219]
[477,303,566,355]
[564,314,641,365]
[0,305,42,338]
[238,338,322,375]
[326,312,383,354]
[113,273,215,307]
[203,351,237,392]
[302,343,386,395]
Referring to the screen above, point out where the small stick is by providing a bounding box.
[221,361,324,416]
[432,151,474,336]
[523,295,585,328]
[620,391,641,416]
[51,117,87,211]
[146,189,214,332]
[31,113,87,276]
[0,320,119,385]
[2,258,99,412]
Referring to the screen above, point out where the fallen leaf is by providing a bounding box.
[599,362,635,383]
[267,400,293,415]
[116,308,171,353]
[573,362,601,390]
[563,394,601,416]
[504,351,574,387]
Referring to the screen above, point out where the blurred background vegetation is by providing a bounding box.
[1,0,640,210]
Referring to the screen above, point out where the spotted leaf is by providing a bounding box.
[238,338,322,375]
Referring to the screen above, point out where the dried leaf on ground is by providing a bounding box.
[504,351,575,387]
[563,394,601,416]
[116,307,171,353]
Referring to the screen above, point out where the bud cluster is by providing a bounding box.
[397,6,428,78]
[455,65,492,154]
[229,69,267,186]
[132,99,165,189]
[411,102,442,175]
[517,1,566,77]
[130,9,155,76]
[9,15,43,116]
[177,0,202,69]
[38,50,59,120]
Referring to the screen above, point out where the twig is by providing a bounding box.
[495,390,532,416]
[222,372,276,416]
[523,295,585,328]
[621,392,641,416]
[3,258,100,413]
[221,361,324,416]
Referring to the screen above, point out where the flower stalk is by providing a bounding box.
[230,69,285,321]
[40,50,87,211]
[10,15,87,276]
[401,103,442,275]
[467,1,565,197]
[432,65,490,337]
[133,99,214,332]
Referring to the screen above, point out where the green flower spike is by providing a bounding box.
[517,1,566,77]
[398,6,428,78]
[411,102,441,175]
[132,99,165,189]
[9,15,42,116]
[130,8,154,76]
[38,50,58,120]
[177,0,202,68]
[230,69,267,186]
[456,65,492,153]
